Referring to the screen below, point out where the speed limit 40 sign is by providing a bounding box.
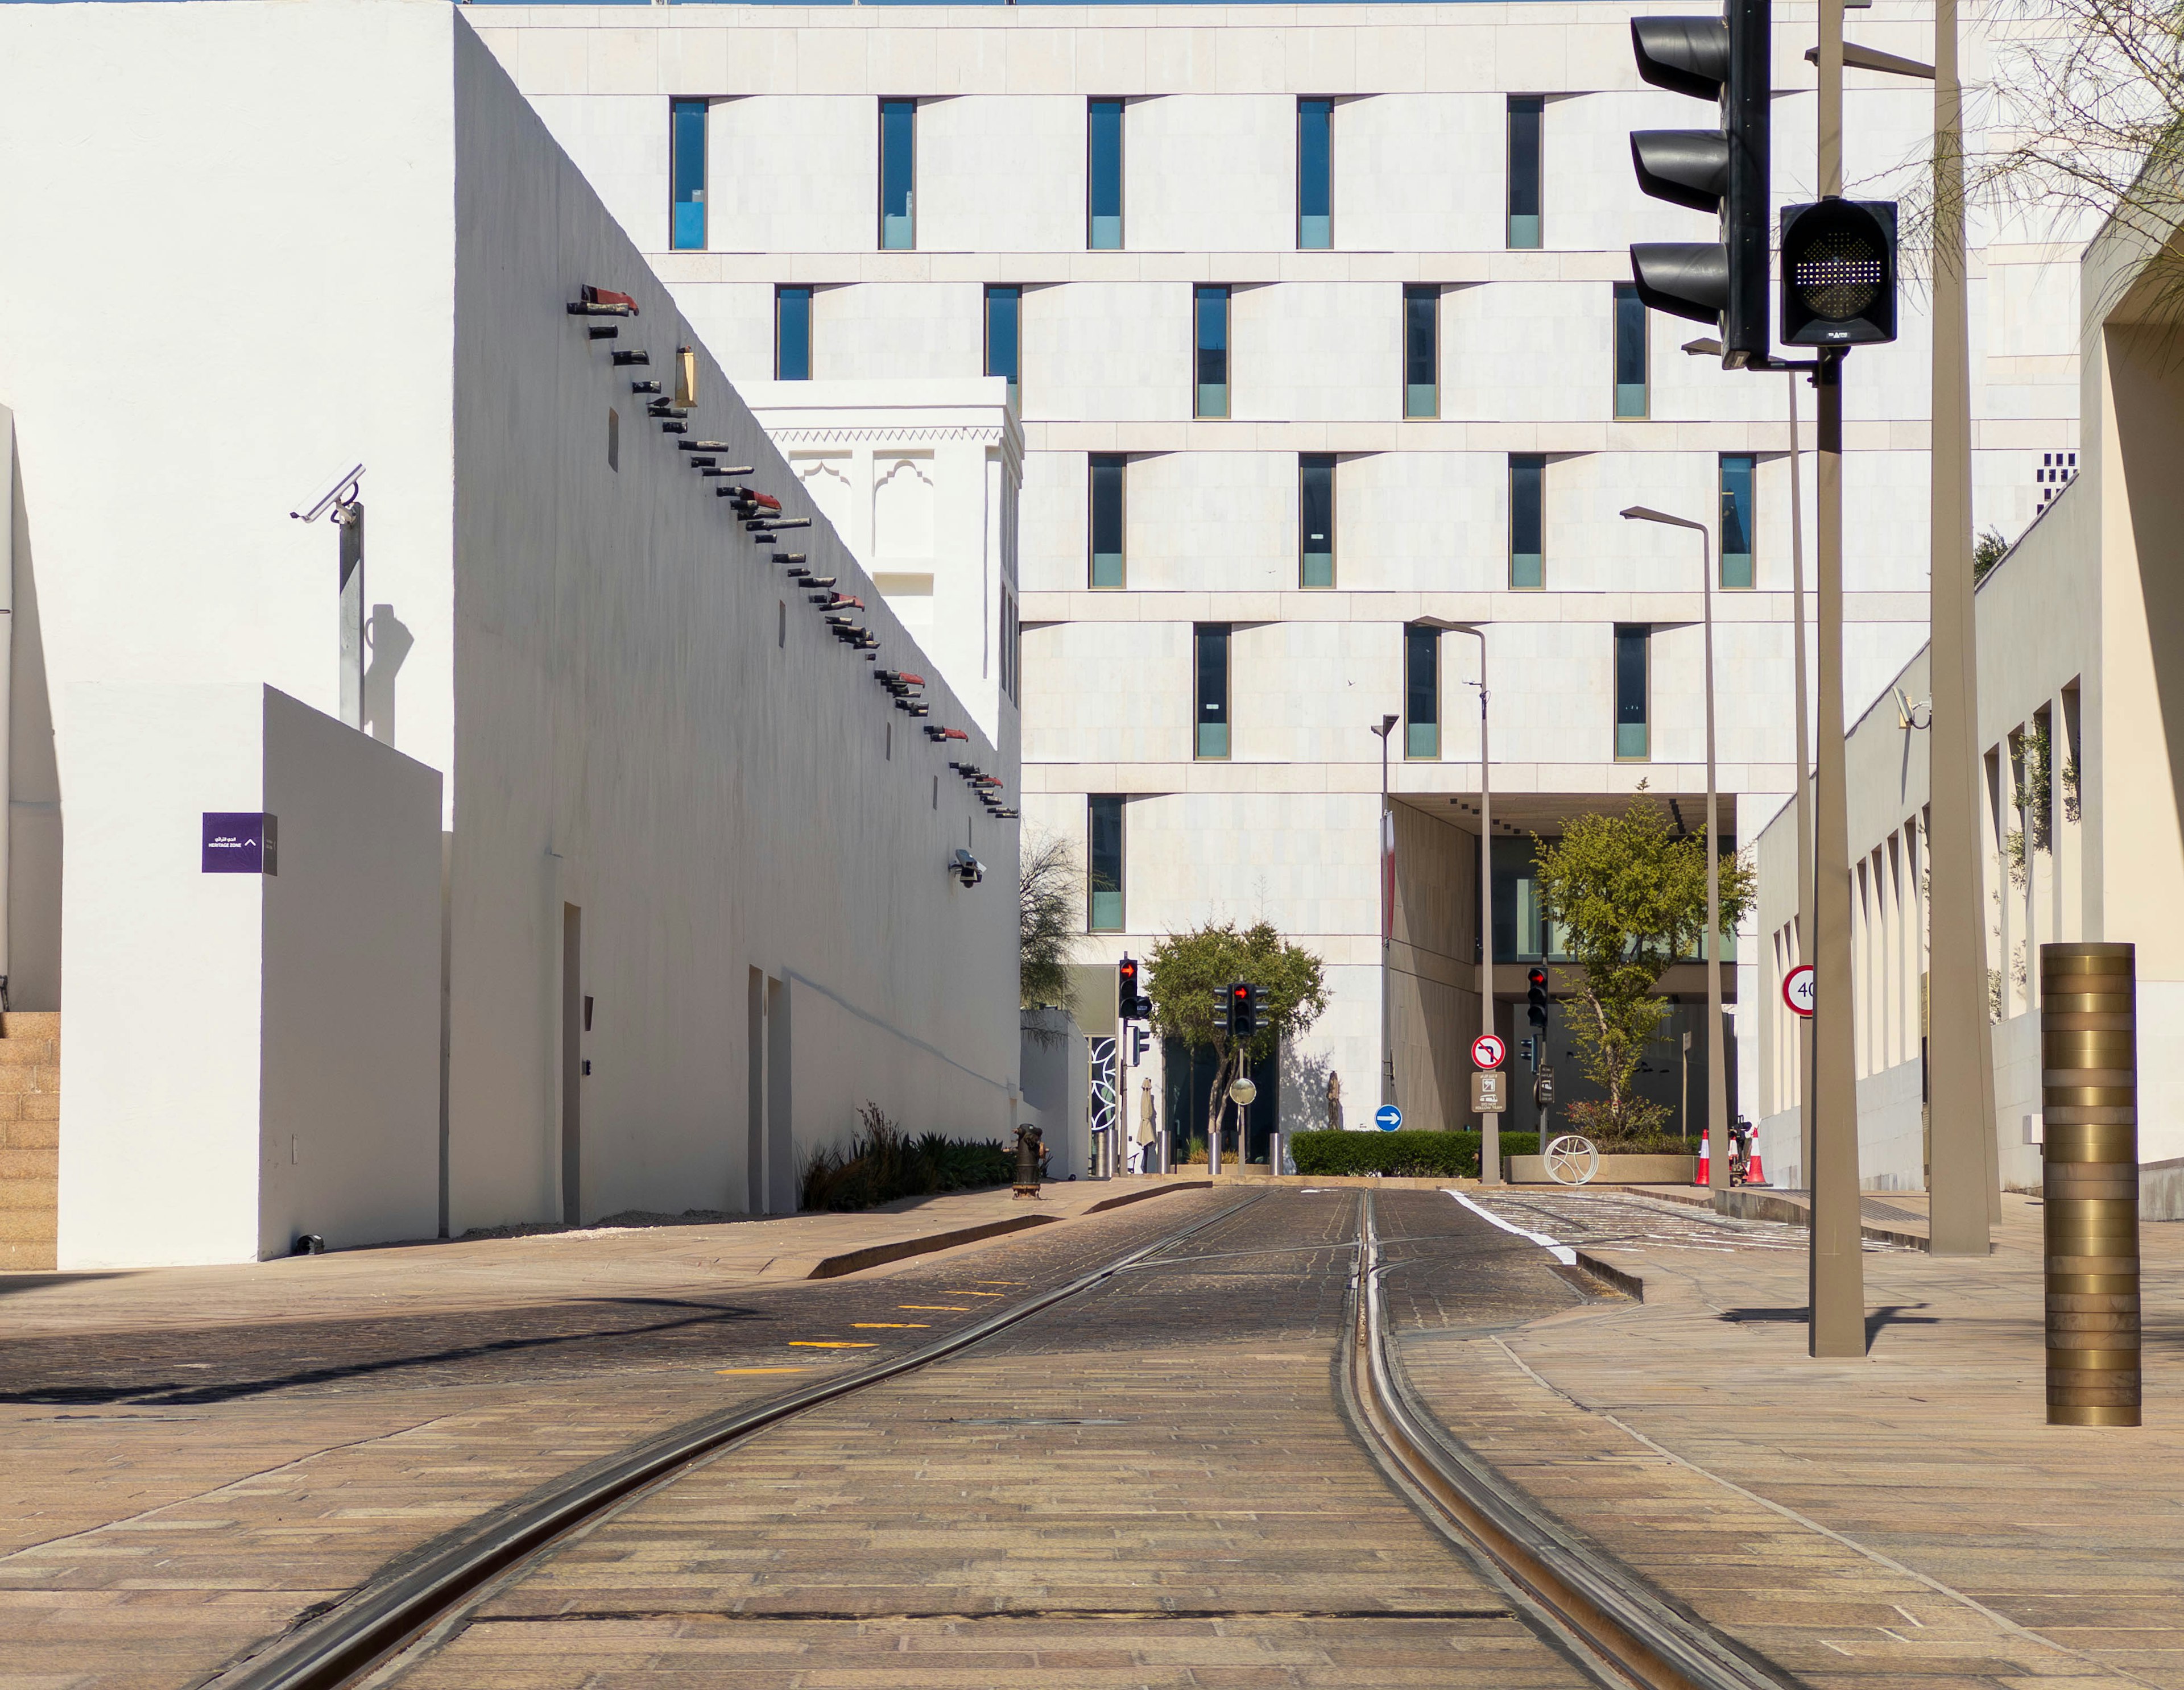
[1782,964,1816,1018]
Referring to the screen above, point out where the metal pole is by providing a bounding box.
[2041,942,2138,1425]
[1701,526,1728,1201]
[1378,718,1397,1110]
[336,499,365,730]
[1788,371,1815,1194]
[1809,0,1867,1358]
[1473,632,1502,1186]
[1924,0,1997,1255]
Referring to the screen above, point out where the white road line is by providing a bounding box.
[1445,1190,1577,1266]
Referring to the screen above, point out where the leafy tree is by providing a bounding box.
[1531,798,1755,1137]
[1146,920,1328,1140]
[1019,830,1081,1013]
[1972,527,2009,584]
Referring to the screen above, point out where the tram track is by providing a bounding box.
[197,1185,1794,1690]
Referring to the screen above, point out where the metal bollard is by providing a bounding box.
[1209,1124,1222,1179]
[2040,942,2140,1427]
[1268,1129,1284,1178]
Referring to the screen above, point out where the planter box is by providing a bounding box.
[1505,1153,1698,1186]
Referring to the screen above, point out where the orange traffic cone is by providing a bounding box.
[1693,1134,1711,1184]
[1745,1145,1767,1186]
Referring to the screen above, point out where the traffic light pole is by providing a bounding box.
[1474,634,1500,1186]
[1788,370,1816,1198]
[1808,0,1868,1361]
[1924,0,2000,1256]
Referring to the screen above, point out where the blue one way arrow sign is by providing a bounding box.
[1374,1104,1402,1132]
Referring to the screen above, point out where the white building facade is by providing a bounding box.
[479,1,2077,1144]
[0,0,1021,1266]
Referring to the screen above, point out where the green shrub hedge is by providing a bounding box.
[1290,1129,1541,1179]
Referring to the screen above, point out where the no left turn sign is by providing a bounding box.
[1471,1033,1506,1069]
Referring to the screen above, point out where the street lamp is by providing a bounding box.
[1619,506,1728,1199]
[1414,619,1499,1184]
[1372,713,1400,1111]
[1687,334,1814,1190]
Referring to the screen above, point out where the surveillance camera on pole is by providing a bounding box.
[1628,0,1771,367]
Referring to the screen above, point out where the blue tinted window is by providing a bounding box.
[671,98,707,251]
[1405,625,1440,759]
[1196,623,1230,759]
[1510,454,1544,589]
[1508,96,1542,248]
[1090,455,1126,588]
[1614,284,1648,418]
[986,285,1020,407]
[1404,285,1438,419]
[1195,285,1230,419]
[775,286,811,381]
[1720,454,1756,587]
[879,98,915,250]
[1300,454,1334,587]
[1298,98,1332,249]
[1615,624,1649,760]
[1089,795,1125,931]
[1089,99,1123,249]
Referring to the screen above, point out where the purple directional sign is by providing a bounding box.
[202,813,276,875]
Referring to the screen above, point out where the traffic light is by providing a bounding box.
[1116,955,1151,1021]
[1247,983,1268,1034]
[1628,0,1771,366]
[1130,1024,1150,1066]
[1229,981,1256,1040]
[1780,199,1898,346]
[1527,966,1550,1029]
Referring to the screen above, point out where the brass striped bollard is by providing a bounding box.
[2040,942,2139,1427]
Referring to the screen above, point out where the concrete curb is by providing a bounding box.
[1571,1250,1647,1302]
[791,1178,1214,1279]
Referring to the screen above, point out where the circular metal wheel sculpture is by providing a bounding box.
[1544,1134,1599,1186]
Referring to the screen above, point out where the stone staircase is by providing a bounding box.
[0,1012,59,1271]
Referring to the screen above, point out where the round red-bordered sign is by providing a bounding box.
[1471,1033,1507,1069]
[1782,964,1816,1018]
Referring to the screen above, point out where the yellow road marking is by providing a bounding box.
[944,1291,1005,1298]
[715,1367,811,1376]
[853,1323,929,1329]
[899,1305,969,1311]
[971,1281,1025,1286]
[789,1341,876,1348]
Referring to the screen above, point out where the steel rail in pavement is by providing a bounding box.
[1344,1191,1792,1690]
[197,1188,1272,1690]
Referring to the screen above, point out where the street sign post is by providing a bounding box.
[1782,963,1817,1018]
[1374,1104,1402,1132]
[1471,1033,1506,1070]
[1471,1071,1506,1114]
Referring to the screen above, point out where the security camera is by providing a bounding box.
[950,848,984,888]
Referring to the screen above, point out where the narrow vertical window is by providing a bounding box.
[1297,98,1333,250]
[1509,453,1544,589]
[1089,454,1126,588]
[1087,98,1124,250]
[1507,96,1543,249]
[1089,796,1126,931]
[1614,283,1648,419]
[1615,625,1650,760]
[879,98,916,250]
[775,286,812,381]
[607,407,619,471]
[1719,453,1756,588]
[1405,625,1440,759]
[1299,454,1335,587]
[1194,285,1230,419]
[671,98,707,252]
[1403,284,1440,419]
[985,284,1021,408]
[1195,623,1230,759]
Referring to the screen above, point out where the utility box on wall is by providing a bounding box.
[57,684,442,1266]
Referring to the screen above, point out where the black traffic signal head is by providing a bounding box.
[1627,0,1771,366]
[1527,966,1550,1029]
[1780,200,1898,346]
[1230,981,1256,1039]
[1118,955,1142,1020]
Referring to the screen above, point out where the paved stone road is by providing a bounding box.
[379,1190,1597,1689]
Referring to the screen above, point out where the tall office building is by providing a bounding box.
[482,2,2083,1141]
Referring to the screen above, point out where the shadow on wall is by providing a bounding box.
[7,424,61,1012]
[364,602,413,748]
[1282,1043,1331,1131]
